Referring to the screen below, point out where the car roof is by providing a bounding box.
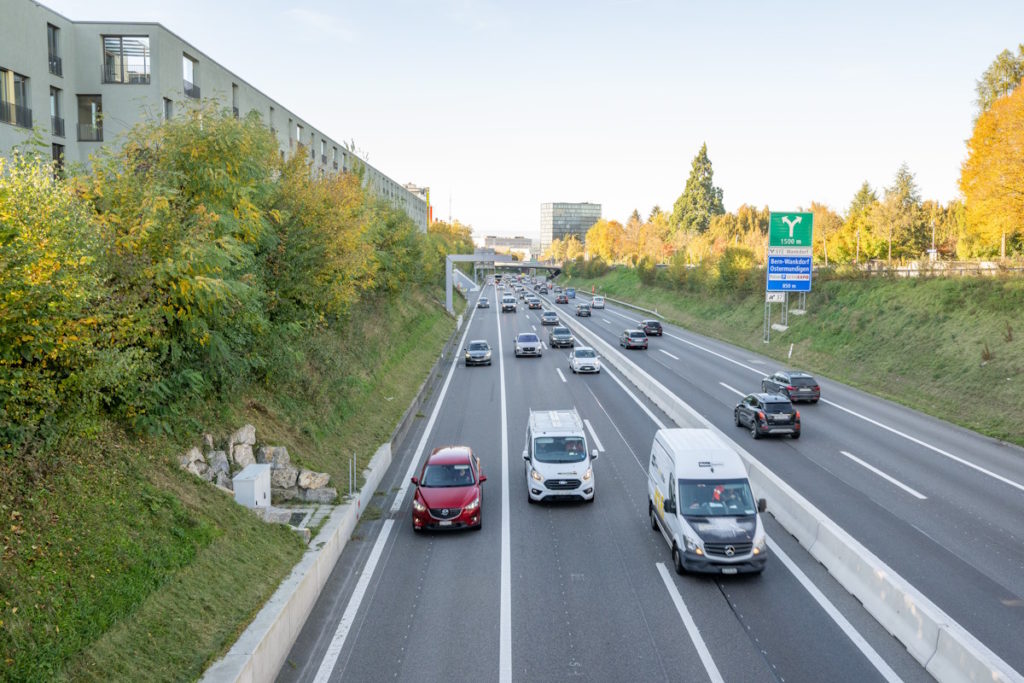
[654,429,747,479]
[750,392,793,403]
[552,326,570,333]
[468,339,489,345]
[627,329,646,335]
[427,446,473,464]
[573,346,595,353]
[642,319,661,324]
[517,332,538,339]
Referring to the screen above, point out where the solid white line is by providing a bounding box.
[532,324,537,332]
[665,331,764,375]
[496,289,513,683]
[719,382,744,397]
[823,399,1024,494]
[542,341,548,350]
[659,349,680,361]
[608,308,637,323]
[556,368,567,383]
[583,418,605,452]
[768,538,902,683]
[311,519,395,683]
[839,450,928,500]
[603,366,666,430]
[602,318,613,325]
[656,563,725,683]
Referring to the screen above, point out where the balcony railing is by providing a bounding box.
[320,154,327,164]
[77,123,103,142]
[332,160,338,170]
[183,79,200,99]
[0,101,33,129]
[102,66,151,84]
[49,55,63,77]
[51,115,65,138]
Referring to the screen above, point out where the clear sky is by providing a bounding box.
[44,0,1024,240]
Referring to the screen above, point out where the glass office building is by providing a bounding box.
[539,202,601,256]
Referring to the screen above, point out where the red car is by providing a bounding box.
[555,294,569,304]
[411,446,486,531]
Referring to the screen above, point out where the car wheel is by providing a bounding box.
[527,490,536,505]
[761,382,768,392]
[750,423,760,439]
[791,432,801,440]
[672,545,685,575]
[487,360,492,366]
[473,520,483,531]
[649,504,658,530]
[571,365,576,373]
[586,493,595,504]
[734,411,741,427]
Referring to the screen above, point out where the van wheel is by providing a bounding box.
[672,545,685,575]
[791,432,801,440]
[649,504,658,530]
[750,423,760,439]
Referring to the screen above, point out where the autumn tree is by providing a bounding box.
[960,81,1024,257]
[585,219,625,262]
[872,163,925,263]
[808,202,842,266]
[564,235,585,261]
[671,143,724,233]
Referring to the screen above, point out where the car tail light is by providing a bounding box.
[786,385,796,392]
[757,411,765,421]
[813,385,820,391]
[795,410,801,420]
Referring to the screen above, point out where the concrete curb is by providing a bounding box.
[557,307,1023,683]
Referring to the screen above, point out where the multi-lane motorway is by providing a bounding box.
[278,280,1024,682]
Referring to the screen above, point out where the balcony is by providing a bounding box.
[183,79,200,99]
[320,154,327,164]
[49,56,63,77]
[332,161,338,170]
[102,65,150,84]
[0,101,33,129]
[77,123,103,142]
[51,115,65,138]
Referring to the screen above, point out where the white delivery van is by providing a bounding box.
[648,428,767,575]
[591,295,605,309]
[523,409,597,503]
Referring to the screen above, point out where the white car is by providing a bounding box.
[591,295,605,309]
[514,332,542,357]
[568,347,601,374]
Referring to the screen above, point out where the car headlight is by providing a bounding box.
[483,351,491,360]
[582,467,593,481]
[753,535,766,555]
[530,468,544,482]
[685,536,703,555]
[412,499,426,513]
[464,497,480,512]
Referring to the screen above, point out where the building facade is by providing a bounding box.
[0,0,428,231]
[539,202,602,255]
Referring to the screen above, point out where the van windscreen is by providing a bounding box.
[678,479,755,517]
[533,436,586,463]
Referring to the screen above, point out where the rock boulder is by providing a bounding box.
[297,470,331,490]
[232,444,255,470]
[271,465,298,489]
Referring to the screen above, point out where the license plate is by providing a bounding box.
[773,413,788,419]
[800,388,811,392]
[439,520,452,527]
[721,567,738,575]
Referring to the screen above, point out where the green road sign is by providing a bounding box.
[769,212,814,248]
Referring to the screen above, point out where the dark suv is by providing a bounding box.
[761,371,820,403]
[639,320,663,336]
[734,393,800,439]
[548,326,575,348]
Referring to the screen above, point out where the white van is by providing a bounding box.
[647,428,767,575]
[591,295,605,309]
[523,409,597,503]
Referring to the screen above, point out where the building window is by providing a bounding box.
[0,68,32,128]
[50,87,64,137]
[296,123,303,148]
[182,55,199,98]
[102,36,150,84]
[163,97,173,121]
[231,83,239,118]
[47,24,62,76]
[51,143,64,172]
[77,94,102,141]
[268,105,275,133]
[332,146,338,170]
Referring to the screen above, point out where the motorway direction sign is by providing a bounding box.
[769,212,814,248]
[766,255,812,292]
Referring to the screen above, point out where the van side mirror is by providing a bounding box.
[522,450,530,461]
[591,449,599,460]
[757,498,767,513]
[663,500,677,514]
[410,476,419,485]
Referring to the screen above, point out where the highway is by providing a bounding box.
[271,280,983,682]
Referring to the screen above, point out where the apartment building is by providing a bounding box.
[0,0,428,231]
[539,202,602,254]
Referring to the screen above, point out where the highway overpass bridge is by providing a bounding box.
[445,252,562,314]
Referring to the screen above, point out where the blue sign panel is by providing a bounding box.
[766,255,812,292]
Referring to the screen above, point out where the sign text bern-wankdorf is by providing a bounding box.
[766,211,813,293]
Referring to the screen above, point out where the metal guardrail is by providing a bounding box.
[102,65,150,84]
[49,56,62,77]
[51,115,64,138]
[575,290,662,318]
[0,101,32,129]
[77,123,102,142]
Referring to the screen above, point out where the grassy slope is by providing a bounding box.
[563,270,1024,446]
[1,288,458,681]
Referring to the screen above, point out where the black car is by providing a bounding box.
[639,319,662,336]
[761,371,820,403]
[477,297,489,309]
[576,303,591,317]
[620,330,648,349]
[548,326,575,348]
[734,393,800,439]
[464,340,492,366]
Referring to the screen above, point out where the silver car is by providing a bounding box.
[569,347,601,374]
[514,332,542,357]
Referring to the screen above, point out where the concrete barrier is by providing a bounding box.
[561,309,1022,683]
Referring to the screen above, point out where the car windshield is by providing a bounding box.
[764,402,793,413]
[574,349,595,359]
[578,304,589,309]
[468,342,489,351]
[518,334,539,343]
[421,463,475,487]
[646,321,661,327]
[553,327,570,336]
[629,331,645,338]
[791,376,816,387]
[533,436,587,463]
[679,479,756,517]
[544,313,556,318]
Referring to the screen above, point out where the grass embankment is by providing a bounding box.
[1,289,458,681]
[563,269,1024,446]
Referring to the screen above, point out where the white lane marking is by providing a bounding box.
[532,324,537,332]
[719,382,744,397]
[391,302,480,513]
[602,318,613,325]
[557,368,567,383]
[603,366,666,430]
[659,349,680,361]
[675,331,1024,493]
[840,450,928,500]
[768,538,902,683]
[585,387,646,476]
[496,289,513,683]
[583,418,604,452]
[312,520,395,683]
[608,308,638,323]
[542,341,548,350]
[656,563,725,683]
[823,399,1024,494]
